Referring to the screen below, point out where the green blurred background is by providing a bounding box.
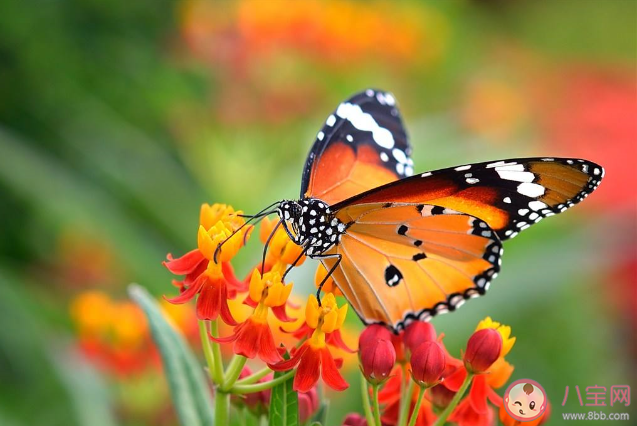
[0,0,635,425]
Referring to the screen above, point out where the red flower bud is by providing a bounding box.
[342,413,367,426]
[463,328,502,373]
[359,324,392,349]
[410,341,446,388]
[403,321,437,353]
[298,387,319,424]
[359,337,396,385]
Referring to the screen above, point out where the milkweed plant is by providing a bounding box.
[126,203,551,426]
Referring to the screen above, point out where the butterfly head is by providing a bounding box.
[277,198,343,255]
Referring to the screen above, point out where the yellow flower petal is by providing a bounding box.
[305,295,320,329]
[197,225,216,260]
[336,303,348,329]
[321,309,338,333]
[249,269,264,303]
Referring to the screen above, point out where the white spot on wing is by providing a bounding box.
[497,170,535,183]
[528,200,548,211]
[325,115,336,127]
[503,197,512,204]
[380,152,389,162]
[317,131,324,140]
[392,148,407,163]
[455,165,471,171]
[421,172,432,178]
[336,102,395,149]
[517,182,545,197]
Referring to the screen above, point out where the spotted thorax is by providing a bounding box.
[277,199,346,256]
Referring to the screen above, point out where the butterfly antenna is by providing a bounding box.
[213,202,280,263]
[260,219,282,277]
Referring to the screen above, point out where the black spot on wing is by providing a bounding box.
[384,265,403,287]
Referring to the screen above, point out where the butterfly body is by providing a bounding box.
[278,198,346,256]
[270,89,603,331]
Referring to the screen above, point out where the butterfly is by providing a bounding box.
[264,89,604,332]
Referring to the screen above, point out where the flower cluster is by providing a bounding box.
[163,202,550,426]
[348,317,551,426]
[164,203,352,403]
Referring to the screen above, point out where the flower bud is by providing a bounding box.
[359,337,396,385]
[298,387,319,424]
[359,324,392,349]
[403,321,437,353]
[342,413,367,426]
[410,341,445,388]
[463,328,502,373]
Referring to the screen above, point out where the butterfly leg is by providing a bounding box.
[281,246,310,283]
[310,253,342,306]
[259,219,283,276]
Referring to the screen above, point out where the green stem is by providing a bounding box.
[406,386,426,426]
[360,374,375,426]
[432,372,474,426]
[235,367,272,385]
[215,390,230,426]
[199,320,219,383]
[222,355,248,391]
[371,384,382,426]
[398,366,414,426]
[230,370,296,394]
[208,319,225,384]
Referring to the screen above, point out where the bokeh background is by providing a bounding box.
[0,0,635,425]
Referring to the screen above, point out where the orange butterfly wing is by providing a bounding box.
[332,158,604,241]
[322,203,501,331]
[301,89,413,205]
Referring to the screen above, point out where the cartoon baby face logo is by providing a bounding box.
[503,379,547,422]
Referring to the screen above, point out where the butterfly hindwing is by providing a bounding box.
[322,203,502,331]
[300,89,413,205]
[332,157,604,241]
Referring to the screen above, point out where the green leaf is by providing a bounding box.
[268,355,299,426]
[128,284,214,426]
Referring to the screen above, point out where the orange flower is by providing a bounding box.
[164,203,250,325]
[212,270,293,364]
[444,318,516,423]
[269,294,349,392]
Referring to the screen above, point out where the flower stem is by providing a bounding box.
[230,370,295,394]
[360,374,375,426]
[406,386,426,426]
[235,367,272,385]
[432,373,474,426]
[398,367,414,426]
[207,319,225,384]
[222,355,248,391]
[199,320,220,383]
[215,390,230,426]
[371,384,382,426]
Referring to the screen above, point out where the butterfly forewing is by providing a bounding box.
[301,89,413,205]
[322,203,501,331]
[332,158,604,241]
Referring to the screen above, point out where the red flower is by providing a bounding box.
[164,204,251,325]
[165,253,241,325]
[410,341,445,388]
[212,315,282,364]
[463,328,502,374]
[269,294,349,393]
[448,395,496,426]
[359,336,396,385]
